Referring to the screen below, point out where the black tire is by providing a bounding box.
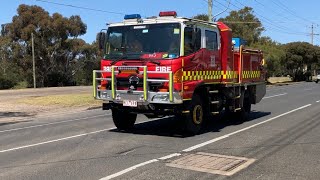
[316,80,319,83]
[112,108,137,131]
[184,94,204,135]
[243,95,252,114]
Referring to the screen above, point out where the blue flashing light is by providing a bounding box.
[124,14,142,20]
[232,38,246,48]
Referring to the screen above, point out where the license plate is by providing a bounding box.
[123,100,138,107]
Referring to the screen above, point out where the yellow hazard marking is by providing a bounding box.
[242,71,261,79]
[182,70,239,81]
[182,70,261,81]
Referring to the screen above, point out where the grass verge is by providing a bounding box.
[17,93,100,107]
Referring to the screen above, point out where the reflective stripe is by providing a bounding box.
[93,70,97,98]
[169,72,173,102]
[111,67,115,99]
[242,71,261,79]
[143,67,147,101]
[182,70,261,81]
[182,70,239,81]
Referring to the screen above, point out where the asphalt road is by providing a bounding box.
[1,82,320,180]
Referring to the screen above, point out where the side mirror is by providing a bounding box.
[96,32,106,50]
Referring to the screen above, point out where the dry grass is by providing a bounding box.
[17,93,100,107]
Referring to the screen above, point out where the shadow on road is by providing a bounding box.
[0,112,33,126]
[0,121,23,126]
[111,111,271,137]
[0,112,34,119]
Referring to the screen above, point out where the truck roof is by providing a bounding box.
[108,16,219,28]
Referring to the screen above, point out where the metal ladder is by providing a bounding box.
[233,87,242,112]
[209,90,220,115]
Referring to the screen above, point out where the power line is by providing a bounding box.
[202,0,232,18]
[203,0,313,40]
[198,2,307,36]
[314,37,320,45]
[231,0,309,35]
[208,0,309,36]
[253,0,298,24]
[309,24,319,45]
[35,0,125,15]
[269,0,313,24]
[264,25,310,36]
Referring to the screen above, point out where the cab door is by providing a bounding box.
[203,28,221,83]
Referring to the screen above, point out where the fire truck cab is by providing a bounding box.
[94,11,266,134]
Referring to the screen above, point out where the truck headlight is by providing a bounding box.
[152,94,169,102]
[101,92,110,99]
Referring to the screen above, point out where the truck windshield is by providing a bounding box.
[105,23,181,60]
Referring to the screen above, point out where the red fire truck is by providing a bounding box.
[94,11,266,134]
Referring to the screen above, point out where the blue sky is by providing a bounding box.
[1,0,320,45]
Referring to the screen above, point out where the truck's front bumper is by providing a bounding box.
[93,67,184,110]
[96,89,183,105]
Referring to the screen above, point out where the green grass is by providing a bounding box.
[18,93,100,107]
[13,81,29,89]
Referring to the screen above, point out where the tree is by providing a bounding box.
[251,37,285,77]
[0,35,25,89]
[218,7,264,45]
[70,40,101,85]
[282,42,320,81]
[6,4,87,87]
[193,14,209,21]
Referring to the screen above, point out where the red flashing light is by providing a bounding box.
[159,11,177,17]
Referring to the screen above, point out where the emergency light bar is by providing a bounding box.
[159,11,177,17]
[124,14,142,20]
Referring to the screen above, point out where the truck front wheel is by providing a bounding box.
[184,94,204,135]
[112,108,137,131]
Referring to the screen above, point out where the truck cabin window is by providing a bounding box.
[205,30,218,51]
[105,23,181,60]
[184,27,201,56]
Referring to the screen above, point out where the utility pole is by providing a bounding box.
[208,0,213,22]
[310,23,319,45]
[308,24,319,79]
[31,32,36,88]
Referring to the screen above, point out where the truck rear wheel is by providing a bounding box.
[184,94,204,135]
[112,109,137,131]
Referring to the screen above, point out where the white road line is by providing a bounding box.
[266,87,286,91]
[304,88,313,91]
[99,104,311,179]
[0,114,109,133]
[316,100,320,103]
[158,153,181,160]
[100,159,159,180]
[0,128,113,153]
[182,104,311,152]
[262,93,287,99]
[0,118,161,153]
[100,153,182,180]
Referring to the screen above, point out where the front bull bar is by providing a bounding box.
[93,66,183,105]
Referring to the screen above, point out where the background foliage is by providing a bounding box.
[1,5,320,89]
[0,5,101,89]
